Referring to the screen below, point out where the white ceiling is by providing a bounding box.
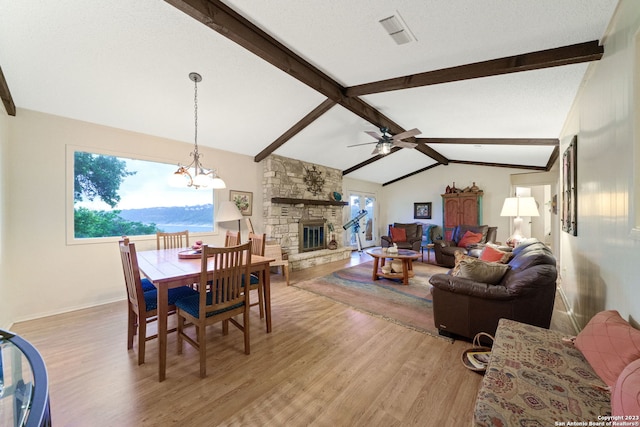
[0,0,619,184]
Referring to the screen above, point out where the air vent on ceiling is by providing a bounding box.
[379,12,416,45]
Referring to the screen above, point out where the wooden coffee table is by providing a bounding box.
[366,248,421,285]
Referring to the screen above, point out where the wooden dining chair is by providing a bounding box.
[248,232,267,318]
[175,242,252,378]
[265,242,290,286]
[156,230,189,250]
[224,230,240,247]
[119,238,197,365]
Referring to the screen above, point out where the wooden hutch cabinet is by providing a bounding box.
[441,192,483,240]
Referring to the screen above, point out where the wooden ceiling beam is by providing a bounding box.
[0,66,16,116]
[345,40,603,97]
[342,147,403,176]
[545,146,560,171]
[417,138,559,146]
[448,159,547,171]
[382,163,441,186]
[165,0,415,149]
[254,99,336,162]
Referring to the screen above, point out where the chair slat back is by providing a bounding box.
[224,230,240,247]
[157,230,189,250]
[248,232,266,256]
[119,238,146,313]
[199,243,252,316]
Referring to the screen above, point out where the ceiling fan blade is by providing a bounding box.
[347,141,378,148]
[391,128,421,141]
[371,146,380,155]
[394,141,418,149]
[364,130,383,140]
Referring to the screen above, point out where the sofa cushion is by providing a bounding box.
[456,256,510,285]
[451,251,475,276]
[390,226,407,242]
[612,357,640,417]
[479,245,511,263]
[574,310,640,387]
[458,230,483,248]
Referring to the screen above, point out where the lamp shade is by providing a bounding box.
[500,197,539,217]
[217,200,243,223]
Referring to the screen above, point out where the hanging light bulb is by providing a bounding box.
[170,72,226,190]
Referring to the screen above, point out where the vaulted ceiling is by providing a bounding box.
[0,0,619,184]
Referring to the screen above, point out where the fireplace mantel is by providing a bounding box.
[271,197,348,206]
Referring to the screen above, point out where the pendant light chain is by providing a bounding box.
[193,75,198,154]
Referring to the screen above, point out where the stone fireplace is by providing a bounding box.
[262,155,352,270]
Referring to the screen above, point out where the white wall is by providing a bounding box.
[0,108,11,329]
[378,163,531,245]
[5,109,262,323]
[558,0,640,328]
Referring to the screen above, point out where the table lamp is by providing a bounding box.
[500,196,539,247]
[217,201,243,240]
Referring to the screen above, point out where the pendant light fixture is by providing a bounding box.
[169,72,226,190]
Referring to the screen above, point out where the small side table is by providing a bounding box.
[421,243,435,263]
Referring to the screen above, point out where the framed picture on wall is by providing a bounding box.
[230,190,253,216]
[414,202,432,219]
[562,136,577,236]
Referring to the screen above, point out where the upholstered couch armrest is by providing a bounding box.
[433,239,455,248]
[381,235,393,247]
[429,274,513,300]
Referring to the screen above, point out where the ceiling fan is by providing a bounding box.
[348,127,422,155]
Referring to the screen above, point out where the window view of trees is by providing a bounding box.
[73,151,214,239]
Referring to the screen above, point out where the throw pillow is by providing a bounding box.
[457,230,483,248]
[451,251,475,276]
[390,226,407,242]
[456,257,510,285]
[574,310,640,387]
[612,358,640,417]
[480,245,511,263]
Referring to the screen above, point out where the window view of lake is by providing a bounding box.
[74,152,215,238]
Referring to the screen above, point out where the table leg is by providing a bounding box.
[157,284,168,382]
[263,265,272,333]
[402,260,410,285]
[372,257,380,281]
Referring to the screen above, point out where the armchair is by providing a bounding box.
[429,239,557,340]
[381,223,423,251]
[433,225,498,267]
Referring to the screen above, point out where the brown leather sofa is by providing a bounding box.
[380,222,423,251]
[428,238,557,340]
[433,224,497,267]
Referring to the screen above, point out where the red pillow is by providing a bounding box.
[390,226,407,242]
[458,230,483,248]
[480,245,511,263]
[574,310,640,387]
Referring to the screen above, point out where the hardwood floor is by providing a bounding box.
[12,252,574,426]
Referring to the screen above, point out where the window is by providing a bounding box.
[68,146,216,243]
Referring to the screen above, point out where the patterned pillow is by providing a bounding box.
[390,226,407,242]
[574,310,640,387]
[612,358,640,417]
[456,257,510,285]
[479,245,511,263]
[458,230,483,248]
[451,251,475,276]
[452,251,509,284]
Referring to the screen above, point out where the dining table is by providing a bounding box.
[136,247,274,381]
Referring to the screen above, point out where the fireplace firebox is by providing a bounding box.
[299,220,326,253]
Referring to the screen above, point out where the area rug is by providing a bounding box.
[293,261,452,341]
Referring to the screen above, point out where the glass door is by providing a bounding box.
[346,193,376,249]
